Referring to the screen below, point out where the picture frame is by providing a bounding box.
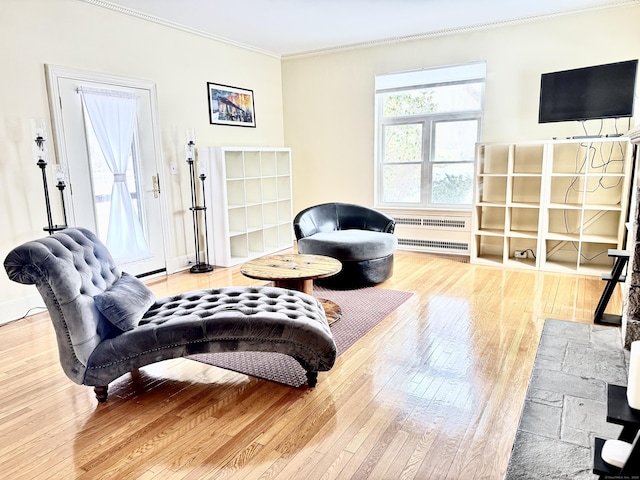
[207,82,256,127]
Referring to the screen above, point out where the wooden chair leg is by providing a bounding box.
[94,385,108,402]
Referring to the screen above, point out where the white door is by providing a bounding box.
[46,66,168,277]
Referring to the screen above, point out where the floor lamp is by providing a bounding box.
[33,120,67,235]
[186,130,213,273]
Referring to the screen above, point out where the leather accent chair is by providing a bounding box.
[293,203,397,288]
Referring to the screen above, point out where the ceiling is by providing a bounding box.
[89,0,636,56]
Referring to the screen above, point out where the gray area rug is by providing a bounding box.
[506,319,629,479]
[189,286,413,387]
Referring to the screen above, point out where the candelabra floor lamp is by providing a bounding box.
[186,131,213,273]
[33,120,67,235]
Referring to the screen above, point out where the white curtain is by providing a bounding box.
[79,87,151,264]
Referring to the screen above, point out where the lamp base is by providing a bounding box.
[43,225,67,234]
[190,263,213,274]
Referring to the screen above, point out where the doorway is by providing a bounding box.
[45,65,169,277]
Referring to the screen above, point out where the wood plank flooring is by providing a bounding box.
[0,250,622,479]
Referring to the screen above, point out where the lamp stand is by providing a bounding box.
[34,128,67,235]
[187,140,213,273]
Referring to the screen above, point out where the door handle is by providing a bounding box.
[152,174,160,198]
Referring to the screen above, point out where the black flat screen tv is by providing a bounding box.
[538,60,638,123]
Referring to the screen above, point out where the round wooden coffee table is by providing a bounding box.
[240,253,343,324]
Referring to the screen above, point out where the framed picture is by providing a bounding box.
[207,82,256,127]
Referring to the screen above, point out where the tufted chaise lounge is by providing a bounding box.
[293,203,398,288]
[3,228,336,402]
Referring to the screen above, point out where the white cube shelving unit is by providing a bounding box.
[472,137,633,276]
[199,146,293,267]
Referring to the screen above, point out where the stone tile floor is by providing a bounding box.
[506,319,629,479]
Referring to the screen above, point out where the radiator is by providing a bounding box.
[382,210,472,256]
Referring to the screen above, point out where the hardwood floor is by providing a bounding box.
[0,250,622,479]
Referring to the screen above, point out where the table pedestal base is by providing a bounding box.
[318,298,342,325]
[272,280,341,325]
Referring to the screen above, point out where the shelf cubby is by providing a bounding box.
[476,206,505,234]
[229,234,249,260]
[507,207,539,236]
[546,208,582,240]
[226,180,246,206]
[247,231,264,255]
[262,178,278,202]
[579,241,616,273]
[549,176,584,206]
[262,202,279,227]
[245,178,262,204]
[224,152,244,178]
[544,239,579,272]
[581,210,622,243]
[228,207,247,235]
[550,142,587,174]
[475,235,505,264]
[513,144,544,174]
[511,176,541,205]
[244,152,261,177]
[263,226,279,250]
[477,176,507,204]
[277,176,291,198]
[476,144,509,174]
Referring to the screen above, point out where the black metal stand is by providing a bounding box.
[594,249,630,326]
[187,145,213,274]
[37,158,67,235]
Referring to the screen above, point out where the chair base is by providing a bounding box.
[317,254,394,289]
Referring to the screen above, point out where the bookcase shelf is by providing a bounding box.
[471,138,632,275]
[199,146,293,267]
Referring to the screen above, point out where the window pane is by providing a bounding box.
[431,163,474,204]
[383,82,483,117]
[433,120,478,163]
[383,90,437,117]
[384,124,422,163]
[382,164,421,203]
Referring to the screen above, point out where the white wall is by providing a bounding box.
[282,5,640,213]
[2,1,640,324]
[0,0,285,323]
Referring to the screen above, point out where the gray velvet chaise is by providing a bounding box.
[3,228,336,402]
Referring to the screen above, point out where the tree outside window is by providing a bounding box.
[376,65,484,209]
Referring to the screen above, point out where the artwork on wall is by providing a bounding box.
[207,82,256,127]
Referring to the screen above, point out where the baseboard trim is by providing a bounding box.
[0,293,47,326]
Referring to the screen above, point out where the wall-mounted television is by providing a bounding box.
[538,60,638,123]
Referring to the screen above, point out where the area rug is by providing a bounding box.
[188,286,413,387]
[505,318,628,479]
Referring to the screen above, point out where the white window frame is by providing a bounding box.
[374,62,486,210]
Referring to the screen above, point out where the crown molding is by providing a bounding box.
[77,0,639,61]
[77,0,282,59]
[282,0,640,60]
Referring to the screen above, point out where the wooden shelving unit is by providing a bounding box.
[199,146,293,267]
[472,138,633,275]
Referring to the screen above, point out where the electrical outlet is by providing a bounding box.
[514,250,527,258]
[170,162,178,175]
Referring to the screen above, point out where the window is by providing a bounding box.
[375,63,485,208]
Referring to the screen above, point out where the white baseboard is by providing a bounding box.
[0,293,47,326]
[167,254,197,274]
